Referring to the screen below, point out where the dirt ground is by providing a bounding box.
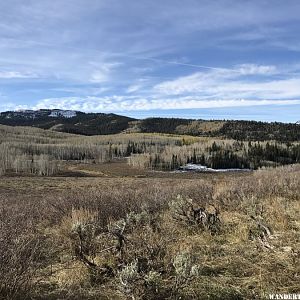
[0,159,251,197]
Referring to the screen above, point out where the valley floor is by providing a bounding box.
[0,162,299,300]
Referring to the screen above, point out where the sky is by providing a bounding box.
[0,0,300,122]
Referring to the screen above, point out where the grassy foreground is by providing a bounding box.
[0,164,299,299]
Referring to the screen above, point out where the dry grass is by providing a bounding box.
[0,164,299,299]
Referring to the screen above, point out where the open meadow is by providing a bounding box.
[0,125,300,299]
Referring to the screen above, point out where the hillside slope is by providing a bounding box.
[0,109,299,141]
[0,109,135,135]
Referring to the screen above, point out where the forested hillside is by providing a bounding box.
[1,124,300,176]
[0,110,299,141]
[0,110,135,135]
[215,120,300,142]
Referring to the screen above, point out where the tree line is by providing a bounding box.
[1,124,299,175]
[128,140,300,170]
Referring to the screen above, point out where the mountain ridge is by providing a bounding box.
[0,109,299,141]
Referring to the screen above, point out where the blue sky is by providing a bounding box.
[0,0,300,122]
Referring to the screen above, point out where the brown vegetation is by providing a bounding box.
[1,163,299,299]
[1,125,299,299]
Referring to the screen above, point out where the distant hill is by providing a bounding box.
[0,109,135,135]
[0,109,299,141]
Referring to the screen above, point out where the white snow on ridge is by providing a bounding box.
[1,109,77,119]
[49,110,77,118]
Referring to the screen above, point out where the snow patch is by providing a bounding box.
[176,163,251,173]
[49,110,77,118]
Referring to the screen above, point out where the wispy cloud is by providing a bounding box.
[89,62,123,83]
[153,64,300,99]
[32,96,300,113]
[237,64,277,75]
[0,102,29,111]
[126,85,142,93]
[0,71,38,79]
